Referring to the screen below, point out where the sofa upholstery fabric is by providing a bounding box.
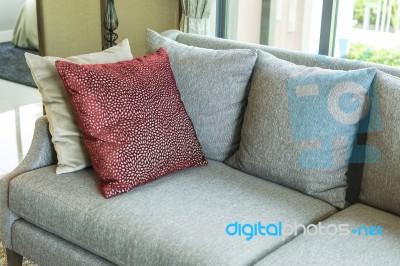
[168,30,400,204]
[255,204,400,265]
[360,71,400,216]
[146,29,257,162]
[12,220,115,266]
[4,29,400,266]
[173,31,399,76]
[9,161,336,266]
[226,50,376,208]
[0,116,57,249]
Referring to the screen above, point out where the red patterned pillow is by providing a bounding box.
[55,48,207,198]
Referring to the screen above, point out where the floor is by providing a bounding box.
[0,79,42,178]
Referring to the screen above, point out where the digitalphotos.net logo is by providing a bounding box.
[225,221,384,241]
[288,39,382,169]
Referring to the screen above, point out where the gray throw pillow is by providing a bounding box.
[360,71,400,216]
[146,29,257,162]
[226,50,377,208]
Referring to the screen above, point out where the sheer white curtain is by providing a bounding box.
[180,0,215,35]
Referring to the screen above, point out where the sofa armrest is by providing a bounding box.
[0,115,57,249]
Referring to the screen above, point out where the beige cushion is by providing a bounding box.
[25,40,133,174]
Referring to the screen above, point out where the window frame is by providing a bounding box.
[215,0,339,56]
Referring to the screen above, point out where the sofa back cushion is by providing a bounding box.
[225,50,377,208]
[360,71,400,216]
[146,29,257,162]
[165,30,400,204]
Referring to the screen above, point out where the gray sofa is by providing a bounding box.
[1,30,400,265]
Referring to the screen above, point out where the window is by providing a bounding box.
[338,0,400,66]
[214,0,400,66]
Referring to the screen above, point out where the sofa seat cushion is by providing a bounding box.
[255,203,400,265]
[9,161,336,266]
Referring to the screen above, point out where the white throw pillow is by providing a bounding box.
[25,39,133,174]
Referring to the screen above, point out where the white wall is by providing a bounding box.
[0,0,25,42]
[269,0,323,53]
[269,0,306,51]
[225,0,262,43]
[236,0,263,43]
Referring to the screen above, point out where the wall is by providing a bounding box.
[0,0,25,42]
[38,0,180,57]
[38,0,102,57]
[268,0,324,53]
[236,0,262,43]
[226,0,262,44]
[269,0,306,51]
[115,0,180,57]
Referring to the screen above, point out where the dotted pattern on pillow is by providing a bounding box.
[55,48,207,198]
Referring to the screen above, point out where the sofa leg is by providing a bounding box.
[6,248,23,266]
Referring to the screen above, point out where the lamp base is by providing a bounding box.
[103,0,119,49]
[104,31,118,49]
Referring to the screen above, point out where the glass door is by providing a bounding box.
[221,0,324,54]
[336,0,400,66]
[216,0,400,66]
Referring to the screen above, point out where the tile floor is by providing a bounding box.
[0,79,42,177]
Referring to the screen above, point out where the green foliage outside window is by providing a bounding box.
[346,43,400,66]
[353,0,399,29]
